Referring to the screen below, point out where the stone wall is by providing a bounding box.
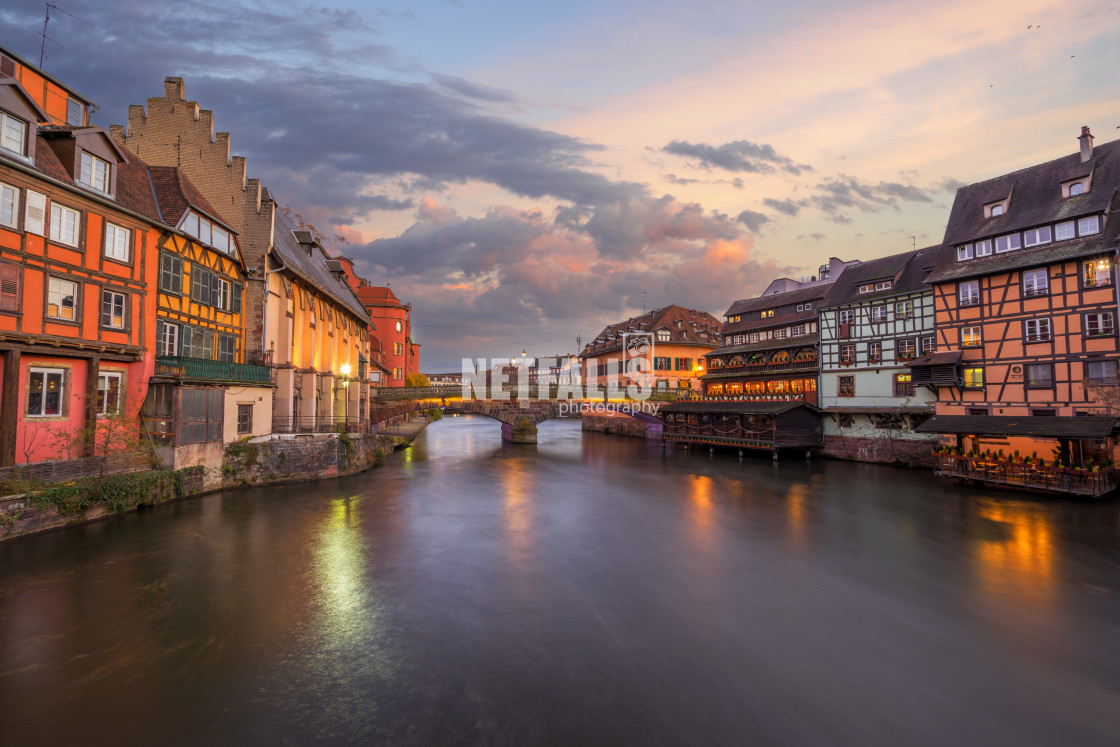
[822,435,936,467]
[220,433,395,488]
[582,412,662,439]
[0,451,152,487]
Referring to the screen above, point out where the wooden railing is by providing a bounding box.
[933,454,1118,497]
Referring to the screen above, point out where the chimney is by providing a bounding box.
[1079,126,1094,162]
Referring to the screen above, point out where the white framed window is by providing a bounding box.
[896,300,914,318]
[101,289,126,329]
[1078,216,1100,236]
[656,329,670,342]
[79,152,110,193]
[974,239,992,257]
[774,328,788,340]
[839,344,855,364]
[0,111,27,157]
[957,244,973,261]
[1085,312,1114,337]
[858,284,873,293]
[989,204,1004,217]
[1024,227,1051,247]
[897,339,917,361]
[1069,182,1085,196]
[920,336,936,356]
[1055,221,1075,241]
[66,99,82,126]
[870,305,888,323]
[868,341,882,362]
[97,371,123,415]
[748,332,759,343]
[49,203,80,246]
[961,325,982,347]
[104,223,129,262]
[0,181,17,228]
[792,324,806,337]
[838,309,855,325]
[26,367,64,417]
[963,367,984,389]
[1024,318,1051,343]
[875,281,892,291]
[47,277,78,321]
[156,319,179,356]
[1023,269,1048,297]
[959,280,980,306]
[214,277,231,310]
[994,233,1021,253]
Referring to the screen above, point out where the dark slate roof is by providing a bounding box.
[725,284,829,318]
[822,406,933,414]
[705,333,819,359]
[909,350,962,367]
[915,415,1120,438]
[661,400,820,415]
[929,228,1118,284]
[943,135,1120,248]
[272,208,369,322]
[820,245,950,308]
[579,305,722,358]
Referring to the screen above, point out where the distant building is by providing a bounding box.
[350,283,418,386]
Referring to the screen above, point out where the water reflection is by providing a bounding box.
[2,417,1120,745]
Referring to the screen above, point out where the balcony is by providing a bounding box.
[933,454,1118,497]
[155,356,272,385]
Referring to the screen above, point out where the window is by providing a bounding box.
[180,388,223,445]
[1032,409,1057,417]
[748,333,759,343]
[675,358,692,371]
[104,223,129,262]
[967,408,989,416]
[760,309,774,318]
[963,367,984,389]
[1085,312,1114,337]
[66,99,82,126]
[393,342,404,355]
[974,239,992,257]
[49,203,79,246]
[1025,363,1054,388]
[237,404,253,435]
[1086,360,1118,385]
[156,319,179,356]
[897,339,917,361]
[1078,216,1100,236]
[97,371,123,415]
[1024,227,1051,247]
[1083,258,1112,288]
[1056,221,1075,241]
[1069,182,1085,196]
[179,210,236,254]
[838,376,855,397]
[876,281,892,291]
[101,289,126,329]
[870,306,888,323]
[79,152,110,193]
[774,328,788,340]
[656,329,670,342]
[961,325,982,347]
[894,373,914,397]
[654,357,671,371]
[839,344,855,364]
[217,334,236,363]
[0,181,17,228]
[994,233,1021,253]
[0,111,27,156]
[796,304,804,312]
[868,341,882,363]
[159,252,182,294]
[393,367,402,380]
[27,368,64,416]
[990,204,1004,217]
[920,336,936,356]
[803,303,811,311]
[47,277,77,321]
[838,309,855,325]
[182,326,214,359]
[896,300,914,318]
[1024,318,1051,343]
[959,280,980,306]
[1023,269,1048,297]
[792,324,806,337]
[0,262,18,311]
[859,284,873,293]
[957,244,973,261]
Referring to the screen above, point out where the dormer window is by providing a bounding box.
[656,329,670,342]
[0,110,27,157]
[79,152,110,193]
[990,204,1004,217]
[1069,182,1085,196]
[179,209,237,255]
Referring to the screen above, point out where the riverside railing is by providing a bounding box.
[933,454,1118,497]
[155,356,272,384]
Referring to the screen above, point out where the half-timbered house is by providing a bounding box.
[817,247,948,463]
[913,127,1120,491]
[0,50,152,465]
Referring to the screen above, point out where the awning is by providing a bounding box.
[909,350,962,367]
[915,415,1120,438]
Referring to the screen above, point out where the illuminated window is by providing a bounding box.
[893,374,914,397]
[27,367,64,416]
[962,367,984,389]
[1083,258,1112,288]
[961,325,982,347]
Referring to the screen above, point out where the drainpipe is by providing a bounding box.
[260,249,287,365]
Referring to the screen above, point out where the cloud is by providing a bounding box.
[661,139,812,175]
[736,210,771,233]
[798,233,827,242]
[762,197,803,216]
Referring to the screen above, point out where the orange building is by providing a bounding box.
[578,305,722,397]
[914,127,1120,472]
[0,49,153,464]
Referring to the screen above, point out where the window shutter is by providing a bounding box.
[100,290,111,327]
[0,263,18,311]
[232,282,242,314]
[156,320,166,355]
[24,191,46,236]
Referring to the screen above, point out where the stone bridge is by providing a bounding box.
[369,398,661,443]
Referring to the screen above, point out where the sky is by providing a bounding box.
[2,0,1120,370]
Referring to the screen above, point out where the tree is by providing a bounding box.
[405,372,430,387]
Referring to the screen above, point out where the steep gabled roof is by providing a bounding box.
[579,304,723,358]
[725,284,829,317]
[356,285,405,308]
[820,245,950,308]
[943,134,1120,247]
[271,208,369,322]
[146,165,234,231]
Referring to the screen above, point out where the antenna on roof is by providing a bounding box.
[908,235,916,253]
[642,290,647,314]
[38,3,93,68]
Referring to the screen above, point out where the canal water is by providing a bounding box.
[2,416,1120,746]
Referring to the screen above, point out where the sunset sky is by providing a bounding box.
[3,0,1119,369]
